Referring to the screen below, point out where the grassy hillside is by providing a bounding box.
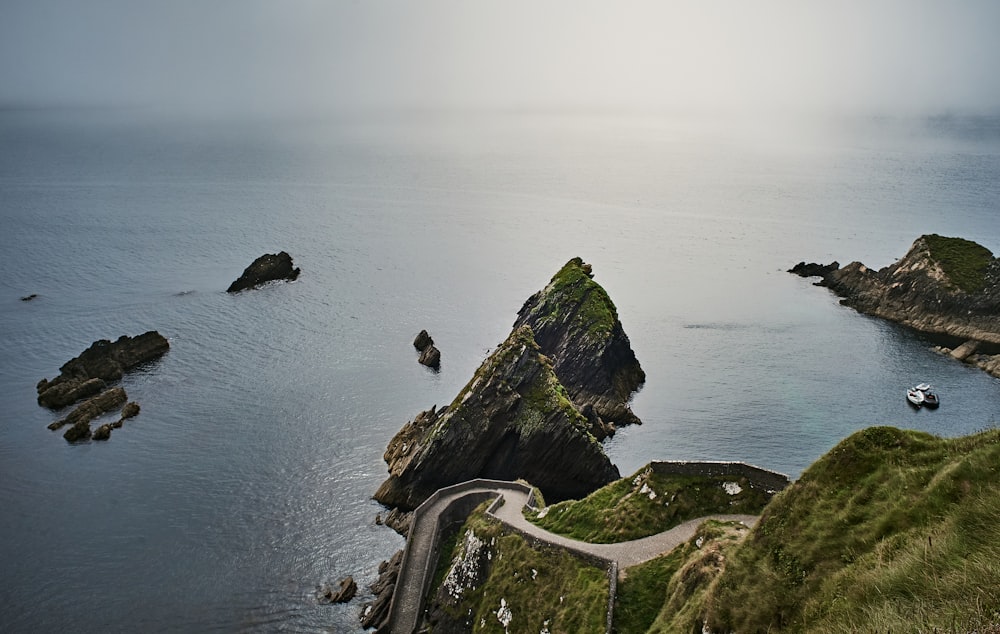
[527,465,773,543]
[426,503,608,633]
[703,426,1000,633]
[923,234,995,293]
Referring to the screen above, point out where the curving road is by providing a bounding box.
[386,480,757,634]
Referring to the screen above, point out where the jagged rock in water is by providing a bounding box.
[512,257,645,439]
[47,387,128,431]
[37,332,169,409]
[121,401,141,420]
[226,251,301,293]
[374,325,620,511]
[788,261,840,278]
[418,345,441,369]
[413,330,434,351]
[382,508,412,537]
[92,423,112,441]
[318,576,357,604]
[795,235,1000,378]
[359,549,403,633]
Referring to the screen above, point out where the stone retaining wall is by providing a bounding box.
[650,460,791,492]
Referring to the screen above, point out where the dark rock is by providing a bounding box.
[226,251,300,293]
[383,508,412,537]
[374,325,620,511]
[418,345,441,370]
[413,330,434,351]
[512,257,645,439]
[37,377,106,410]
[319,576,357,604]
[360,550,403,633]
[20,294,38,302]
[92,424,112,441]
[120,401,140,420]
[37,332,168,409]
[63,421,92,442]
[788,261,840,277]
[47,387,128,431]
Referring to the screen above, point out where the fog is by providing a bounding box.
[2,0,999,115]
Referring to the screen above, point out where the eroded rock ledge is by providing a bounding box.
[791,234,1000,377]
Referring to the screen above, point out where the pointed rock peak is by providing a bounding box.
[909,234,995,294]
[514,258,645,437]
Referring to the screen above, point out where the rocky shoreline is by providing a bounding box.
[791,234,1000,378]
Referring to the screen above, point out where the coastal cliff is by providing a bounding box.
[373,325,619,511]
[513,257,645,439]
[792,235,1000,376]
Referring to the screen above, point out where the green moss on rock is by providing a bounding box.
[923,234,994,293]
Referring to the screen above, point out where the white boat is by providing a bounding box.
[916,383,940,408]
[907,388,925,407]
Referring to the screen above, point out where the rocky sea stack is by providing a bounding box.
[374,258,641,512]
[513,256,645,439]
[227,251,301,293]
[791,234,1000,377]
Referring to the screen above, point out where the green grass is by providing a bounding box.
[702,426,1000,633]
[526,466,772,543]
[923,233,995,293]
[428,504,609,633]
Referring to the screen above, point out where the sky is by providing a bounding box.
[1,0,999,115]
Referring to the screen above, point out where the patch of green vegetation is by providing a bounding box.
[923,233,995,293]
[534,257,619,339]
[430,506,608,633]
[526,466,772,543]
[703,426,1000,633]
[616,520,750,634]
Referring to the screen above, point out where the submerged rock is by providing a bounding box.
[37,332,169,409]
[374,325,620,511]
[512,257,645,439]
[226,251,301,293]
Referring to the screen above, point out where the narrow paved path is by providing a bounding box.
[490,487,757,568]
[387,480,757,634]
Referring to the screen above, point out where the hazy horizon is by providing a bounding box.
[2,1,1000,118]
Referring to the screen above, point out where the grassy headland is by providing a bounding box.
[527,465,772,543]
[923,233,995,293]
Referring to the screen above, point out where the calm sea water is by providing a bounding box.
[1,108,999,632]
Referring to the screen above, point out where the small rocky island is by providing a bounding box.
[374,258,643,513]
[791,234,1000,377]
[37,331,168,441]
[227,251,301,293]
[413,329,441,369]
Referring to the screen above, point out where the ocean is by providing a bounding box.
[2,108,999,632]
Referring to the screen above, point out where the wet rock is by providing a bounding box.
[63,420,92,442]
[383,508,412,538]
[48,387,128,431]
[20,294,38,302]
[788,261,840,278]
[413,330,434,352]
[37,332,168,409]
[92,424,112,441]
[226,251,300,293]
[359,550,403,633]
[319,576,357,604]
[120,401,141,420]
[418,345,441,370]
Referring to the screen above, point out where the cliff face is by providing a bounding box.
[374,325,620,512]
[513,257,645,439]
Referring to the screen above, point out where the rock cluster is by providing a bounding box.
[791,235,1000,378]
[318,576,357,604]
[226,251,301,293]
[375,258,641,513]
[359,549,403,633]
[37,332,166,442]
[413,329,441,370]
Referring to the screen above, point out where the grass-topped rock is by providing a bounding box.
[514,257,645,439]
[700,426,1000,632]
[373,325,619,512]
[527,464,776,544]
